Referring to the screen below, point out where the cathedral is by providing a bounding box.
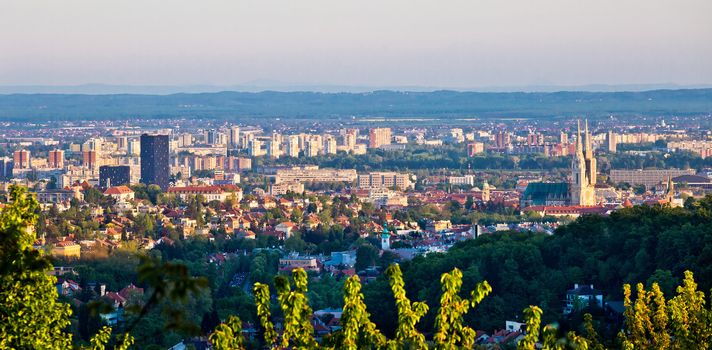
[570,120,597,206]
[520,119,598,207]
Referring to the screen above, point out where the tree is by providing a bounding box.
[0,186,74,348]
[355,244,379,272]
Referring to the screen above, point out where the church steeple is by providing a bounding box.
[584,119,593,159]
[576,120,583,155]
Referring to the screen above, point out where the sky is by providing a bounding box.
[1,0,711,90]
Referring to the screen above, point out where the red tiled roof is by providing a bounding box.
[104,186,134,195]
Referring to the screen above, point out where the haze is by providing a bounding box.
[2,0,711,89]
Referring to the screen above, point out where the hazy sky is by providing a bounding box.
[1,0,711,88]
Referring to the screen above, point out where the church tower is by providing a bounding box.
[380,223,390,250]
[570,119,597,206]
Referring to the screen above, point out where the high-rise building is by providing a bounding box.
[99,165,131,189]
[267,140,281,159]
[229,126,240,147]
[324,135,337,154]
[606,131,617,153]
[117,137,128,151]
[249,139,264,157]
[13,150,31,169]
[369,128,392,148]
[140,134,170,190]
[82,151,97,169]
[128,139,141,156]
[560,132,568,145]
[286,135,300,157]
[527,133,544,146]
[48,149,64,168]
[305,138,320,157]
[467,143,485,157]
[494,132,511,149]
[0,157,13,180]
[205,129,217,145]
[343,132,357,150]
[240,133,255,149]
[570,120,597,206]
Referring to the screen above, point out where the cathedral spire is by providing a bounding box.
[576,120,583,154]
[584,119,592,158]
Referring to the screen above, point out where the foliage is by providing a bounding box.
[619,271,712,350]
[209,316,244,350]
[0,186,74,349]
[433,268,491,349]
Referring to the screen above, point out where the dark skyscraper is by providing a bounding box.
[140,134,170,190]
[99,165,131,189]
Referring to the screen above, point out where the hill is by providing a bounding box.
[0,89,711,121]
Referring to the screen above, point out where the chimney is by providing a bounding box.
[100,284,106,296]
[574,283,579,289]
[590,284,594,290]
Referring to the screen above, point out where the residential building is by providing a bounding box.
[104,185,135,202]
[324,135,337,154]
[358,172,414,190]
[369,128,392,148]
[229,126,240,147]
[249,139,264,157]
[564,284,604,314]
[606,131,617,153]
[286,135,300,157]
[467,142,485,156]
[0,157,14,180]
[267,140,281,158]
[275,166,358,184]
[48,149,64,168]
[270,181,305,195]
[167,185,242,202]
[37,189,83,204]
[13,150,31,169]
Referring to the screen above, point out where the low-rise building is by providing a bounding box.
[104,185,135,202]
[279,255,320,272]
[564,284,604,314]
[52,241,81,259]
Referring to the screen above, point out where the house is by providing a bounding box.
[564,284,604,314]
[56,278,82,296]
[275,221,298,238]
[104,185,135,202]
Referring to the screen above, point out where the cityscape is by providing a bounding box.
[1,1,712,349]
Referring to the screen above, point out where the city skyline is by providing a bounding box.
[2,0,711,89]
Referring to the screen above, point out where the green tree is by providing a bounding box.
[0,186,74,349]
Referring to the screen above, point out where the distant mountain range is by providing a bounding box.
[0,88,710,121]
[2,83,712,94]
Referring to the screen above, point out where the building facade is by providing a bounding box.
[99,165,131,189]
[140,134,170,190]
